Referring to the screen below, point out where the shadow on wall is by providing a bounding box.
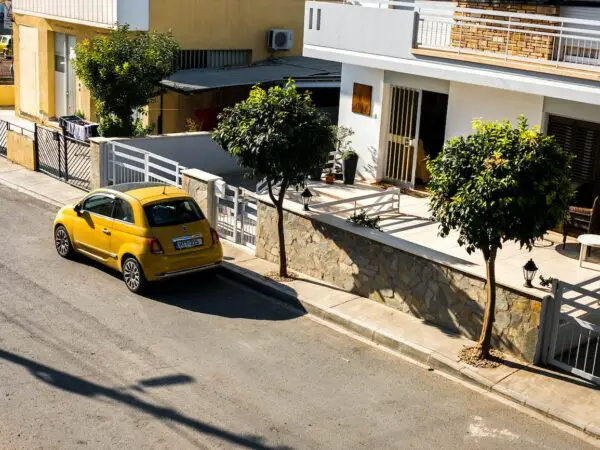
[311,219,540,360]
[256,203,542,361]
[356,145,379,182]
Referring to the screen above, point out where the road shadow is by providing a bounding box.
[0,348,293,450]
[72,257,306,322]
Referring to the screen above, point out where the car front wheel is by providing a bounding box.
[122,257,146,294]
[55,225,75,259]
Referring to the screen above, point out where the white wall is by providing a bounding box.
[121,133,242,176]
[338,64,385,181]
[543,97,600,126]
[444,82,544,140]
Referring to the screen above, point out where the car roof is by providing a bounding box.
[98,183,191,204]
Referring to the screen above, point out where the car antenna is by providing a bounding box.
[162,181,167,195]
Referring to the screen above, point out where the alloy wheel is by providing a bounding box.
[55,227,71,257]
[123,259,141,291]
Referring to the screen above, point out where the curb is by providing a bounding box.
[220,262,600,441]
[0,175,63,208]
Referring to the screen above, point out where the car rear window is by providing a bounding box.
[144,199,205,228]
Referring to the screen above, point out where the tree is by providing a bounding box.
[74,25,179,137]
[427,116,574,360]
[213,81,334,277]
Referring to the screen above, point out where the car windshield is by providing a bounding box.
[144,199,204,227]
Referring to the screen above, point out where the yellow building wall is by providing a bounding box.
[149,0,306,62]
[0,85,14,106]
[13,14,106,123]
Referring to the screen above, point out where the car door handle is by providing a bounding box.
[102,228,111,236]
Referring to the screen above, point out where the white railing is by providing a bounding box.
[416,6,600,71]
[547,280,600,385]
[310,188,402,217]
[108,141,186,188]
[13,0,149,30]
[215,181,257,250]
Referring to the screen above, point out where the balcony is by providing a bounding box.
[304,0,600,82]
[13,0,149,30]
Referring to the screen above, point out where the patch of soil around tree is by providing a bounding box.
[264,271,298,283]
[459,346,504,369]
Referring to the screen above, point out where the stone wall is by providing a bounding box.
[7,131,36,171]
[256,201,543,362]
[451,2,560,61]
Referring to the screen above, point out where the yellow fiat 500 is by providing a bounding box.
[53,182,223,293]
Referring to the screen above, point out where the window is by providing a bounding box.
[144,199,205,228]
[352,83,372,116]
[547,115,600,184]
[82,195,115,218]
[113,198,134,224]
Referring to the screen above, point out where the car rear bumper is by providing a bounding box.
[154,261,222,279]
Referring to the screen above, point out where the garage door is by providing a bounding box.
[19,25,39,117]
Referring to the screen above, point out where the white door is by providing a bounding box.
[54,33,67,118]
[67,35,77,115]
[19,25,39,117]
[54,33,77,118]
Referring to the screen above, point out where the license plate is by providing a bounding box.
[173,236,203,250]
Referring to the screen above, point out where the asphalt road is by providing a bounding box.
[0,185,597,449]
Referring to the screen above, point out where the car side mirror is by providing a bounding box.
[74,204,82,216]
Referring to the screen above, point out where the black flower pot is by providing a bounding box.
[343,158,358,185]
[310,167,322,181]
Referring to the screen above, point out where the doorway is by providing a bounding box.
[383,86,421,187]
[54,33,77,118]
[415,91,449,187]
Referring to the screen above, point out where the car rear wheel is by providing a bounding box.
[122,257,146,294]
[55,225,75,259]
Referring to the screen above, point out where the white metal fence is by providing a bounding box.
[108,141,186,188]
[310,188,402,218]
[546,280,600,385]
[416,5,600,71]
[215,181,257,250]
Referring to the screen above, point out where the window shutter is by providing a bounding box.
[548,115,600,183]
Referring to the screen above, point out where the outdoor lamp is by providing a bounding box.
[301,187,313,211]
[523,259,538,288]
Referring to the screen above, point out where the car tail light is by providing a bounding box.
[148,238,164,255]
[210,228,220,246]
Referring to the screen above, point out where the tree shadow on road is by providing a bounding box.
[0,348,293,450]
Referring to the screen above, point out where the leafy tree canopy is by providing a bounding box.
[75,24,179,137]
[427,116,574,257]
[213,80,334,189]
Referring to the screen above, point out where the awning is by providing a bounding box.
[160,56,341,94]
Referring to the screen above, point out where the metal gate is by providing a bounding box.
[546,280,600,385]
[384,86,422,188]
[35,125,91,190]
[215,181,257,250]
[0,120,7,158]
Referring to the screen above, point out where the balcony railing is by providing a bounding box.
[13,0,149,30]
[321,1,600,78]
[415,5,600,73]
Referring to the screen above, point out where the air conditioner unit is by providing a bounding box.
[267,29,293,52]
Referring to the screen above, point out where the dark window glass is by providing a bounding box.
[113,198,134,223]
[144,199,204,228]
[82,195,114,217]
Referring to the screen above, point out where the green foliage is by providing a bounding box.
[333,125,354,153]
[427,116,574,257]
[539,275,555,288]
[74,24,179,137]
[341,149,358,161]
[74,110,86,120]
[213,80,334,190]
[347,210,382,231]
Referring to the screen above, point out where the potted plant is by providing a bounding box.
[325,169,335,184]
[310,166,323,181]
[342,150,359,185]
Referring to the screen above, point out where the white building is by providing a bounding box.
[304,0,600,191]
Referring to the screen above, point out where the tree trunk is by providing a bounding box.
[476,247,497,359]
[267,179,289,278]
[276,205,288,278]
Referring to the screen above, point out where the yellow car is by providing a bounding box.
[53,182,223,293]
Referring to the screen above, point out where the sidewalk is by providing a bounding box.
[0,158,85,207]
[221,242,600,440]
[0,156,598,441]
